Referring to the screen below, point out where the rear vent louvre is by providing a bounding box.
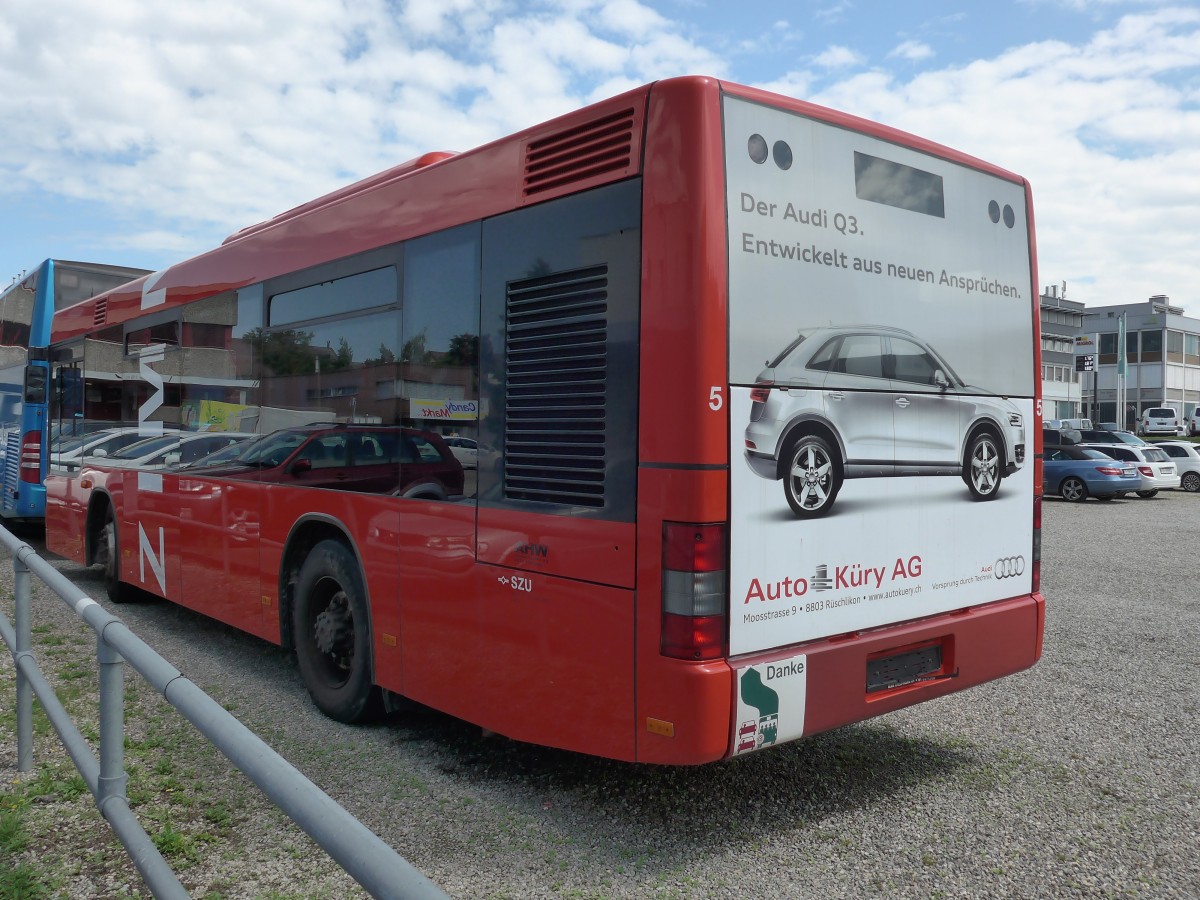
[93,298,108,327]
[523,109,634,197]
[504,265,608,507]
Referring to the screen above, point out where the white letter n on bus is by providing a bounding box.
[138,524,167,594]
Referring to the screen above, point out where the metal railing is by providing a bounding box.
[0,526,448,899]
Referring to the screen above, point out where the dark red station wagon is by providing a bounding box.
[199,424,465,499]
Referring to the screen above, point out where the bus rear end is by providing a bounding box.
[634,78,1043,764]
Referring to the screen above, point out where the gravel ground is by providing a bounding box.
[1,490,1199,898]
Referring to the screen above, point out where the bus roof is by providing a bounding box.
[51,75,1028,345]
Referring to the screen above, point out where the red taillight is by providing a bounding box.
[1095,466,1123,476]
[749,385,770,403]
[1138,465,1153,478]
[661,522,727,661]
[19,431,42,483]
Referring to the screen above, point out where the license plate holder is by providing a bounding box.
[866,642,943,693]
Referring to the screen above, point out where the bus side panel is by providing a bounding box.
[475,508,635,588]
[175,474,271,641]
[634,467,734,765]
[633,79,735,764]
[117,471,178,603]
[388,499,478,698]
[402,552,637,762]
[639,77,730,467]
[44,473,87,563]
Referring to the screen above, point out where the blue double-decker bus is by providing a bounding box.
[0,259,150,521]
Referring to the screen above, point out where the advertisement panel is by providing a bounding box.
[725,94,1035,657]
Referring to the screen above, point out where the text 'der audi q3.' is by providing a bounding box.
[743,326,1025,518]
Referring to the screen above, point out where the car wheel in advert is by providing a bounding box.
[782,434,841,518]
[965,430,1002,500]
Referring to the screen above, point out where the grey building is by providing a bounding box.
[1039,286,1085,419]
[1078,295,1200,429]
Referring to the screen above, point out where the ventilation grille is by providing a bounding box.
[0,430,19,514]
[504,265,608,507]
[523,109,635,197]
[93,297,108,327]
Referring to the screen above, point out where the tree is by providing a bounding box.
[445,333,478,367]
[246,328,316,376]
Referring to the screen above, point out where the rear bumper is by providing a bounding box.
[636,592,1045,764]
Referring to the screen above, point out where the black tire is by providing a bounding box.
[99,508,130,603]
[1060,477,1089,503]
[782,434,841,518]
[293,539,379,723]
[1183,472,1200,493]
[965,431,1003,500]
[1136,490,1159,499]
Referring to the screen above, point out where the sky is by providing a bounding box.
[1,0,1198,312]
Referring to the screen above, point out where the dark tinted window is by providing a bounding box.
[854,151,945,217]
[269,266,396,326]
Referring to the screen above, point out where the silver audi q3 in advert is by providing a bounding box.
[743,326,1026,518]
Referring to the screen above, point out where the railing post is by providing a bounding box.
[14,551,32,772]
[97,629,128,807]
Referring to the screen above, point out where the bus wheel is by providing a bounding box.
[965,432,1002,500]
[293,539,378,723]
[99,510,129,604]
[783,435,840,518]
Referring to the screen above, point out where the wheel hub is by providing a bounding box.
[313,592,353,656]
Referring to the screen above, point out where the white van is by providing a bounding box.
[1139,407,1181,436]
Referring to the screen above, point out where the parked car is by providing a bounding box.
[1080,443,1181,497]
[1043,427,1082,447]
[1042,445,1139,502]
[52,426,182,469]
[442,436,479,469]
[1138,407,1181,436]
[1075,428,1147,447]
[50,419,139,445]
[1150,440,1200,492]
[92,432,255,470]
[177,435,267,470]
[197,424,465,499]
[743,325,1025,518]
[1187,416,1200,437]
[1045,418,1092,431]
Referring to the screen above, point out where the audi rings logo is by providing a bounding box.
[994,556,1026,579]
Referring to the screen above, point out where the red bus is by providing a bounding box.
[45,76,1044,765]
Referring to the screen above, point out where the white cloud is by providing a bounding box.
[810,6,1200,305]
[812,45,866,69]
[0,0,724,257]
[1,1,1198,309]
[889,40,934,61]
